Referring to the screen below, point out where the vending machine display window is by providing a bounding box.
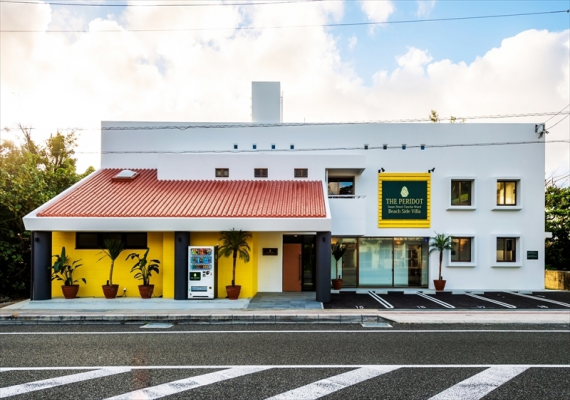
[188,246,216,299]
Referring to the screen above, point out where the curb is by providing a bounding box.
[0,314,394,325]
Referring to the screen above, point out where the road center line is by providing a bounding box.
[103,367,269,400]
[0,329,568,335]
[428,366,529,400]
[266,366,400,400]
[0,368,131,398]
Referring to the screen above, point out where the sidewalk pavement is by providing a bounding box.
[1,298,569,325]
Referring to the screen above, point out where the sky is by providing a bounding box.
[1,0,569,183]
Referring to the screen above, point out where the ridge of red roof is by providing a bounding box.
[38,169,327,218]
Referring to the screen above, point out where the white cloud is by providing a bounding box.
[416,0,436,17]
[0,3,568,177]
[358,0,395,34]
[348,35,358,51]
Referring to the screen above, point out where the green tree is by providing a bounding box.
[0,125,94,297]
[218,229,252,287]
[545,183,570,271]
[429,233,454,281]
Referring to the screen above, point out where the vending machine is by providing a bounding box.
[188,246,216,299]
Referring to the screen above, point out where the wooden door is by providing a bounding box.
[283,243,302,292]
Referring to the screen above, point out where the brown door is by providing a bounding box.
[283,243,302,292]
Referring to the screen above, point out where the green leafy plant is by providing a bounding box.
[51,247,85,286]
[429,232,455,280]
[331,242,346,280]
[218,229,252,287]
[126,248,160,286]
[97,239,125,286]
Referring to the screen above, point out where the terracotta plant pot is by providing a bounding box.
[331,279,343,290]
[61,285,79,299]
[138,285,154,299]
[102,284,119,299]
[226,285,241,300]
[433,279,447,291]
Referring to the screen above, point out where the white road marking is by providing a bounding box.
[428,366,529,400]
[506,291,570,308]
[104,367,269,400]
[368,291,394,308]
[0,368,131,398]
[1,329,569,335]
[265,366,400,399]
[465,293,516,308]
[417,293,455,309]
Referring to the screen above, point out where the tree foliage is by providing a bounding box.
[0,125,94,297]
[545,183,570,271]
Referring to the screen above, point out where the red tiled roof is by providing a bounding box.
[38,169,326,218]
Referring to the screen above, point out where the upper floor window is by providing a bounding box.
[215,168,229,178]
[328,177,354,195]
[451,180,472,206]
[451,237,472,262]
[497,180,517,205]
[497,237,517,262]
[254,168,268,178]
[294,168,308,178]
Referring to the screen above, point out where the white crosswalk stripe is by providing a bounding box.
[0,368,131,398]
[103,367,269,400]
[428,366,529,400]
[265,366,400,399]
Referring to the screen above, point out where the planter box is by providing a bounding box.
[545,270,570,290]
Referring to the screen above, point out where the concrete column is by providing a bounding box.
[174,232,190,300]
[315,231,331,303]
[31,231,52,300]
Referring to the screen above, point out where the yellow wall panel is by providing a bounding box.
[162,232,175,299]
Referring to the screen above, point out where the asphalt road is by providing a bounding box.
[1,324,569,399]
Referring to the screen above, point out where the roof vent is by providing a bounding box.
[112,169,138,181]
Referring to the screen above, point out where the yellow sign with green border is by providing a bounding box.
[378,173,431,228]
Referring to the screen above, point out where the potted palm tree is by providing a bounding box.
[126,248,160,299]
[97,238,125,299]
[331,242,346,290]
[218,229,252,300]
[51,247,85,299]
[429,232,454,291]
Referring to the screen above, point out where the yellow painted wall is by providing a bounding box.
[51,232,166,298]
[162,232,175,299]
[190,232,258,299]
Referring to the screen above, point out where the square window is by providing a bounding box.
[497,237,517,262]
[497,180,517,205]
[76,233,98,249]
[294,168,308,178]
[420,144,425,150]
[215,168,229,178]
[364,144,369,150]
[402,144,406,150]
[254,168,268,178]
[451,180,472,206]
[451,237,472,262]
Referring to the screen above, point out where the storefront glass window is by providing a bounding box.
[331,238,357,287]
[358,238,393,286]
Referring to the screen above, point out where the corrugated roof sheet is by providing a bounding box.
[38,169,327,218]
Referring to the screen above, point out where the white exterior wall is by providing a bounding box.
[257,233,283,292]
[62,121,547,290]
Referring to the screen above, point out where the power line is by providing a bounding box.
[2,9,568,33]
[1,0,297,6]
[544,104,570,123]
[547,113,570,130]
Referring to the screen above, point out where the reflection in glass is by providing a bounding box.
[451,180,472,205]
[497,237,516,262]
[451,238,472,262]
[331,238,357,287]
[358,238,393,286]
[328,177,354,195]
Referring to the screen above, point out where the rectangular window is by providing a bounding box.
[254,168,268,178]
[294,168,308,178]
[451,237,472,262]
[451,180,472,206]
[328,177,354,195]
[76,233,147,249]
[215,168,229,178]
[497,237,517,262]
[497,181,516,205]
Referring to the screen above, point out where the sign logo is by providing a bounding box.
[400,186,409,197]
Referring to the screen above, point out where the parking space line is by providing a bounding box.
[506,292,570,308]
[417,293,455,309]
[266,366,400,399]
[465,293,516,308]
[368,291,394,309]
[0,368,131,398]
[428,366,529,400]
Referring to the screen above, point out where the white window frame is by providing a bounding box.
[491,234,522,267]
[446,234,476,268]
[492,177,522,211]
[446,177,476,211]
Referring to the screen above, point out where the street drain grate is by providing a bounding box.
[140,323,173,329]
[361,322,392,328]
